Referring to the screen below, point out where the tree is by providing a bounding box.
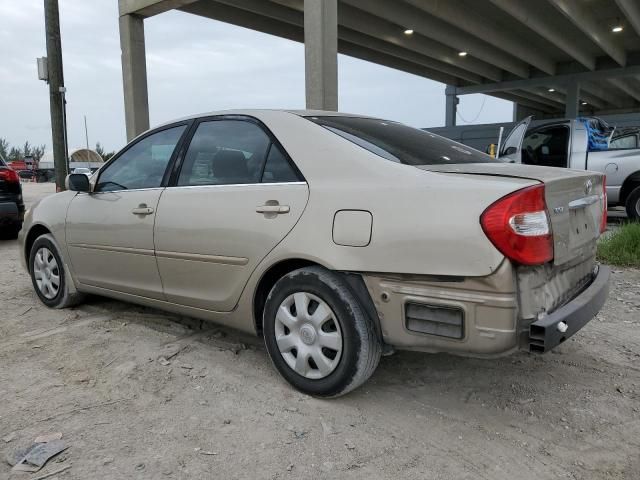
[23,141,32,158]
[0,138,9,160]
[8,147,21,162]
[95,142,115,162]
[32,144,46,162]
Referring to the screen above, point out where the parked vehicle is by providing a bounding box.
[0,155,24,238]
[19,110,609,396]
[72,167,92,177]
[498,116,640,220]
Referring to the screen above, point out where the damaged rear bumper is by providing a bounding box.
[528,265,610,353]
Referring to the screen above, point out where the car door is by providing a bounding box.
[65,124,188,299]
[497,116,531,163]
[154,117,309,311]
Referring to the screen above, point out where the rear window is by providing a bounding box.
[307,116,495,165]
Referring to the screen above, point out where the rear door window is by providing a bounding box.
[177,120,270,186]
[307,116,494,165]
[610,134,638,149]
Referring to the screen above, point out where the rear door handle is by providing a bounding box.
[132,204,154,215]
[256,205,290,214]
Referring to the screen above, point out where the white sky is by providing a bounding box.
[0,0,513,153]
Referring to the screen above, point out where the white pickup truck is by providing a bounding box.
[498,116,640,220]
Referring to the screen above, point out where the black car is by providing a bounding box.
[0,156,24,238]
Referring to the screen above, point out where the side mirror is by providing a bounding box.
[504,146,518,155]
[65,173,91,192]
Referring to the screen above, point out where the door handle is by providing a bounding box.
[256,205,290,214]
[131,204,154,215]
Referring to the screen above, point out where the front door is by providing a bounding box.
[498,116,532,163]
[154,118,309,311]
[66,124,188,299]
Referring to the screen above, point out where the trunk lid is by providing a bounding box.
[420,163,604,266]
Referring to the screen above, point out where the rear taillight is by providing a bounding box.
[480,184,553,266]
[600,176,607,234]
[0,168,20,183]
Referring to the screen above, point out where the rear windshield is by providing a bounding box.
[307,116,495,165]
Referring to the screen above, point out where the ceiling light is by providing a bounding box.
[581,101,588,105]
[404,29,414,35]
[458,51,468,57]
[612,25,623,33]
[548,88,555,92]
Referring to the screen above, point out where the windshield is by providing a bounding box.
[307,116,495,165]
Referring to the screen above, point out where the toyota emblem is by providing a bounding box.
[584,179,593,195]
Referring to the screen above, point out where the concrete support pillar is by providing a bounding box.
[564,79,580,119]
[445,85,458,127]
[304,0,338,111]
[120,14,150,141]
[512,102,519,122]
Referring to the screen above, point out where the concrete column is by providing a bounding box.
[445,85,458,127]
[304,0,338,111]
[564,79,580,119]
[119,14,150,141]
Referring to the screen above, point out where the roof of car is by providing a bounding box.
[157,109,380,127]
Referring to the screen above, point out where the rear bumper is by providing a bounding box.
[528,265,610,353]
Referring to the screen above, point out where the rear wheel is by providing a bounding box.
[625,186,640,221]
[29,234,84,308]
[263,266,381,397]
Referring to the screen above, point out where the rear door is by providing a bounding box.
[66,124,188,299]
[154,117,309,311]
[498,116,531,163]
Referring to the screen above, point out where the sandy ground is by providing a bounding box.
[1,182,639,479]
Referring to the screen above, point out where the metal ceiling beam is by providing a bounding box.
[509,89,565,109]
[608,78,640,103]
[548,0,627,66]
[453,63,640,95]
[491,92,558,113]
[615,0,640,37]
[179,1,461,86]
[402,0,556,75]
[341,0,529,78]
[269,0,501,82]
[210,0,488,83]
[119,0,198,17]
[488,0,596,70]
[328,4,504,81]
[581,81,630,108]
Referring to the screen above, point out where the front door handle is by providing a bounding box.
[131,204,154,216]
[256,205,290,214]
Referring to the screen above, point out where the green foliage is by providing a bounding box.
[597,223,640,267]
[95,142,115,161]
[0,138,46,163]
[0,138,8,160]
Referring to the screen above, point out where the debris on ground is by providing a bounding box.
[9,437,68,473]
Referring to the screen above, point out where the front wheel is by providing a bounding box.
[29,234,84,308]
[625,186,640,221]
[263,266,381,397]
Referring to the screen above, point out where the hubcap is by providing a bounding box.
[33,247,60,300]
[274,292,343,380]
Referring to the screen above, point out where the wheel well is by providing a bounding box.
[619,171,640,204]
[24,224,52,269]
[253,259,318,335]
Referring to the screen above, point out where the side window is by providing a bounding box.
[95,125,186,192]
[178,120,270,186]
[610,135,638,150]
[261,144,300,183]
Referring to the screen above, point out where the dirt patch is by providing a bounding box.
[1,184,638,479]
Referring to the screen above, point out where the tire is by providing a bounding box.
[0,222,20,240]
[263,266,381,397]
[29,234,84,308]
[625,186,640,221]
